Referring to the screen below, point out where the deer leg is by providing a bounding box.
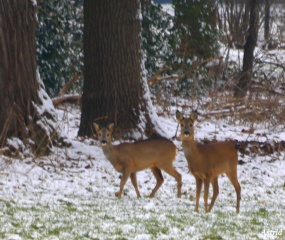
[115,169,131,198]
[208,177,219,212]
[226,171,241,214]
[149,167,164,198]
[204,179,210,212]
[161,166,182,198]
[195,177,203,212]
[130,172,141,198]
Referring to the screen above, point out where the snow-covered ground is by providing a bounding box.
[0,106,284,240]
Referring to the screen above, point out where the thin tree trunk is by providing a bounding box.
[234,0,259,98]
[264,0,270,42]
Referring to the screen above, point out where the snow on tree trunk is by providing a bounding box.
[79,0,168,139]
[0,0,57,155]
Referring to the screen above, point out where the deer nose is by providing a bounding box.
[183,131,190,137]
[101,140,107,146]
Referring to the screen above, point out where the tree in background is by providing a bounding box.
[141,0,176,80]
[79,0,165,138]
[36,0,83,97]
[0,0,57,155]
[173,0,219,60]
[33,0,284,103]
[264,0,270,42]
[35,0,221,103]
[141,0,221,102]
[234,0,260,98]
[219,0,250,49]
[169,0,220,98]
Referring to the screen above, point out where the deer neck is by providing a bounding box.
[181,136,198,162]
[101,143,124,173]
[102,143,117,164]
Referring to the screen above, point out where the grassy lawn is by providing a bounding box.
[0,191,284,240]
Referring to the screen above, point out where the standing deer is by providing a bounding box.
[94,123,182,199]
[176,110,241,213]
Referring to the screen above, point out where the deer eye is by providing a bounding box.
[181,124,184,127]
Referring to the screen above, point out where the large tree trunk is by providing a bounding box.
[0,0,56,155]
[234,0,259,98]
[79,0,164,138]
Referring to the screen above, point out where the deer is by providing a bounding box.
[94,122,182,199]
[176,110,241,213]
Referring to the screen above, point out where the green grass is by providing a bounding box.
[0,195,284,240]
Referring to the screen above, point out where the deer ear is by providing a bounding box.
[93,122,100,133]
[190,111,198,121]
[93,122,100,132]
[108,123,115,131]
[176,110,184,121]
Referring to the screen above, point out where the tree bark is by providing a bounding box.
[264,0,270,42]
[234,0,259,98]
[79,0,164,138]
[0,0,56,155]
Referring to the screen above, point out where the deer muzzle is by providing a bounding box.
[183,131,190,137]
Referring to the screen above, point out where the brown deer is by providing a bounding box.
[176,110,241,213]
[94,123,182,199]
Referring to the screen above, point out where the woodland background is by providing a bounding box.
[0,1,285,239]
